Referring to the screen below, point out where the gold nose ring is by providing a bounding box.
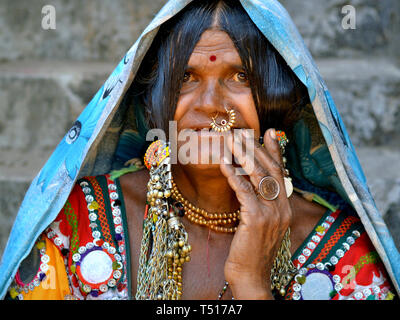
[210,107,236,132]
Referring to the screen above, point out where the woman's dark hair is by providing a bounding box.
[131,0,309,137]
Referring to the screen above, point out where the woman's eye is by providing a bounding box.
[233,72,248,83]
[183,72,192,82]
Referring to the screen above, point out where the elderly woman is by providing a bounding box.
[1,0,399,300]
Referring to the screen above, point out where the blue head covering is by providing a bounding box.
[1,0,399,298]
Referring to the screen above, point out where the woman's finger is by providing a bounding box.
[256,128,285,171]
[225,130,281,191]
[219,158,260,220]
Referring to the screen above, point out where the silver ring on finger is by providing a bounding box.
[258,176,280,201]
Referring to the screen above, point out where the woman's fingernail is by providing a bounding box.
[269,128,276,140]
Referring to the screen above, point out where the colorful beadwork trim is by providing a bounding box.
[292,210,339,269]
[106,175,129,295]
[71,177,126,297]
[289,228,361,300]
[9,238,49,300]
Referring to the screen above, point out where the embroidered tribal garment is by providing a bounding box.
[284,208,394,300]
[7,175,131,300]
[6,174,395,300]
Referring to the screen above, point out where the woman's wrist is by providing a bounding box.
[228,275,274,300]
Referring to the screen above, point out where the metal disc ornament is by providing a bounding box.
[258,176,280,200]
[284,177,293,198]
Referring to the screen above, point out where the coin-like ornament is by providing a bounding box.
[284,177,293,198]
[258,176,280,200]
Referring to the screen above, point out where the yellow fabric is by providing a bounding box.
[20,237,71,300]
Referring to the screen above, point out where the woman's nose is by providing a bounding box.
[195,79,227,115]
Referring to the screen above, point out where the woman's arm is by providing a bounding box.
[220,128,291,299]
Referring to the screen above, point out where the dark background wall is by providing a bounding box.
[0,0,399,257]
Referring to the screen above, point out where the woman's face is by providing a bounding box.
[174,29,260,167]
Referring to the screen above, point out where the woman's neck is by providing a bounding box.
[172,164,240,214]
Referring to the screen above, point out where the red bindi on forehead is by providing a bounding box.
[209,55,217,62]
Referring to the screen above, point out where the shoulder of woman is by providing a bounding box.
[118,168,148,203]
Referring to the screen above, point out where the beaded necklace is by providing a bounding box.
[170,178,240,233]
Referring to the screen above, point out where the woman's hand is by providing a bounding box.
[219,128,293,300]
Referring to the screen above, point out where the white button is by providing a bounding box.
[114,254,121,261]
[86,242,94,250]
[78,246,87,254]
[354,291,363,300]
[336,249,344,258]
[41,254,50,264]
[330,256,338,265]
[80,181,89,187]
[307,242,316,250]
[40,264,49,272]
[110,192,118,200]
[332,275,341,283]
[299,268,307,275]
[113,270,122,279]
[108,246,116,254]
[321,222,330,229]
[72,253,81,262]
[298,255,306,264]
[372,285,381,294]
[326,216,335,223]
[83,187,91,194]
[352,230,360,238]
[92,231,101,239]
[83,284,92,293]
[363,288,372,297]
[293,283,301,292]
[54,237,62,246]
[334,283,343,292]
[108,184,117,190]
[100,284,108,292]
[312,235,320,243]
[292,292,301,300]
